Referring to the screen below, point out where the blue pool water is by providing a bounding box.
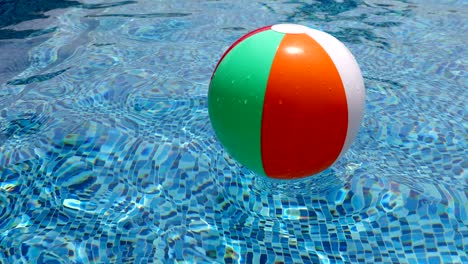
[0,0,466,263]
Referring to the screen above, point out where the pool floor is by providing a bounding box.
[0,0,466,263]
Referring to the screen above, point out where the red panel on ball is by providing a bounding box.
[261,33,349,179]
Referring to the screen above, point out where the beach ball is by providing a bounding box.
[208,24,365,179]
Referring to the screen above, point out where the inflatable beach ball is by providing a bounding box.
[208,24,365,179]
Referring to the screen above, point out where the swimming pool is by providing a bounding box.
[0,0,466,263]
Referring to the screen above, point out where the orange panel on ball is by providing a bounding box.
[261,33,349,179]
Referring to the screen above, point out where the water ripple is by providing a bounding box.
[0,99,51,144]
[6,67,70,85]
[86,12,191,18]
[122,20,190,42]
[0,27,57,40]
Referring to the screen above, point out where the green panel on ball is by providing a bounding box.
[208,30,285,175]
